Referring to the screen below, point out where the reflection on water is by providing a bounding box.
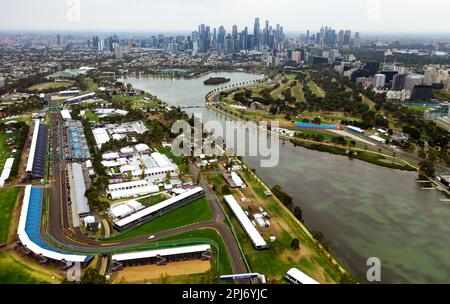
[123,73,450,283]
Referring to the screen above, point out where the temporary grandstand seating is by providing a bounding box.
[18,186,92,263]
[26,122,48,178]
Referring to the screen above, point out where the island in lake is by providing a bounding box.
[203,77,231,85]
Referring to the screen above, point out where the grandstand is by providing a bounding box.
[26,120,48,179]
[112,186,205,232]
[17,185,92,265]
[110,244,211,270]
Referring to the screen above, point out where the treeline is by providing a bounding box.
[2,96,44,115]
[271,185,304,223]
[341,48,450,66]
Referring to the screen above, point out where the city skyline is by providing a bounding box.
[1,0,450,34]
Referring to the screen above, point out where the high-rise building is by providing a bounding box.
[264,20,269,46]
[404,74,425,91]
[218,26,226,50]
[225,34,233,54]
[344,30,352,46]
[338,30,345,47]
[411,84,433,101]
[232,25,238,41]
[57,34,61,46]
[373,74,386,89]
[253,18,260,49]
[392,73,407,91]
[92,36,99,50]
[424,67,438,85]
[114,44,124,59]
[353,32,361,48]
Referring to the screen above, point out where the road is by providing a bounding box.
[44,101,248,275]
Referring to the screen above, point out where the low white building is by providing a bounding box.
[93,128,110,148]
[108,180,160,200]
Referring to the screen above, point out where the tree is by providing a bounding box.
[419,159,436,177]
[312,117,321,125]
[290,238,300,250]
[293,206,304,223]
[80,268,106,284]
[221,184,230,194]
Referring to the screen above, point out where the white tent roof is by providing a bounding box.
[112,244,210,262]
[224,195,267,248]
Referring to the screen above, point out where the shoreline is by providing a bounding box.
[122,68,263,81]
[206,98,417,172]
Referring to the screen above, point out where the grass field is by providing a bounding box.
[307,80,326,97]
[112,94,160,109]
[109,197,213,240]
[158,146,182,166]
[297,129,339,142]
[28,81,74,92]
[0,187,20,244]
[85,110,100,122]
[0,251,63,284]
[137,193,166,206]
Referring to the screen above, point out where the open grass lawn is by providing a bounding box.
[109,197,213,240]
[0,187,20,244]
[137,194,166,206]
[158,146,182,166]
[297,129,338,142]
[292,83,305,101]
[28,81,74,92]
[112,94,159,109]
[307,80,326,97]
[85,110,100,122]
[0,251,63,284]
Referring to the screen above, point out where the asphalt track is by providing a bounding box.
[45,103,247,274]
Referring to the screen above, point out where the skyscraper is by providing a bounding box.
[254,18,260,49]
[218,26,226,50]
[232,25,238,41]
[344,30,352,46]
[338,30,345,47]
[264,20,269,46]
[353,32,361,48]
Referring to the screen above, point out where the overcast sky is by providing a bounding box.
[1,0,449,34]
